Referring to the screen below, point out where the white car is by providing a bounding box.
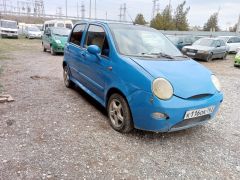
[218,36,240,53]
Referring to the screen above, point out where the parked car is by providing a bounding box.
[218,36,240,53]
[42,27,71,55]
[24,26,42,39]
[43,20,73,31]
[0,19,18,38]
[63,21,223,133]
[234,50,240,67]
[182,38,228,61]
[166,35,195,50]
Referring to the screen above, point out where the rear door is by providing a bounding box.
[65,23,87,81]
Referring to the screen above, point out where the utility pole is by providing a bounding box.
[89,0,91,19]
[119,4,123,21]
[81,1,85,19]
[123,3,126,21]
[105,11,107,20]
[237,14,240,33]
[77,0,79,18]
[94,0,96,19]
[152,0,159,19]
[65,0,67,18]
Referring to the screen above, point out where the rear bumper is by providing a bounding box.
[128,90,223,132]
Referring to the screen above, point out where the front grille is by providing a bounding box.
[2,30,15,33]
[188,49,198,53]
[171,115,211,129]
[188,94,212,100]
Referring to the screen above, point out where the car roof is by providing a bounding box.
[75,20,133,26]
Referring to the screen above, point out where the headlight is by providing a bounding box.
[152,78,173,100]
[55,40,61,44]
[198,50,208,54]
[211,75,221,92]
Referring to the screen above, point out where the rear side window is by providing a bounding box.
[85,25,110,57]
[70,24,86,46]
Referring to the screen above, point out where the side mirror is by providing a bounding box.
[178,41,183,44]
[216,45,221,48]
[87,45,101,55]
[228,40,232,43]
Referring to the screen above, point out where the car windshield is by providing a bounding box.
[109,24,182,58]
[218,37,229,43]
[193,39,214,46]
[52,28,70,36]
[28,26,40,32]
[0,20,17,29]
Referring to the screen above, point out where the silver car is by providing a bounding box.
[182,38,228,61]
[24,26,42,39]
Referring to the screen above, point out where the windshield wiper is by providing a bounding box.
[144,52,174,59]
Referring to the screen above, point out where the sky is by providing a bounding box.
[8,0,240,30]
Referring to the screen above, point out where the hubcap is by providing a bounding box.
[109,99,124,128]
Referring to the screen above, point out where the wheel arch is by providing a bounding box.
[105,87,128,108]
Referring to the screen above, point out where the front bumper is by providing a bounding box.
[28,34,42,39]
[52,44,65,53]
[234,56,240,67]
[183,51,209,61]
[0,32,18,38]
[128,90,223,132]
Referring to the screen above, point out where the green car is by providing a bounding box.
[42,27,71,55]
[234,51,240,67]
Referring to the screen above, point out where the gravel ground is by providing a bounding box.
[0,39,240,179]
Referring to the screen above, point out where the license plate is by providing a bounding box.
[184,106,215,120]
[8,33,13,36]
[187,52,195,56]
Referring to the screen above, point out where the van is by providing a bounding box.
[0,19,18,38]
[43,20,73,31]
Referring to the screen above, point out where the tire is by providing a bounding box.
[63,65,74,88]
[222,52,227,60]
[42,43,47,52]
[107,93,134,133]
[50,46,56,55]
[206,53,213,62]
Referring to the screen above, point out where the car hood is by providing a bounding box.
[131,58,217,99]
[184,45,213,51]
[53,35,68,45]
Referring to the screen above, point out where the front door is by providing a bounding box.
[80,24,112,100]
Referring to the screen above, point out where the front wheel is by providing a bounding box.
[107,93,134,133]
[42,43,47,52]
[50,46,56,55]
[206,53,213,62]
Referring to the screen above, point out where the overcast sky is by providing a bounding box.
[10,0,240,29]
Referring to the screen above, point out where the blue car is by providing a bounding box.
[63,21,223,133]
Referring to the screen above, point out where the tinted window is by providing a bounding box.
[85,25,110,57]
[66,24,72,29]
[70,24,86,46]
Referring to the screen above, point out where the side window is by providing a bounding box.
[235,37,240,43]
[220,40,225,46]
[228,38,234,43]
[215,40,221,47]
[70,24,86,46]
[66,24,73,29]
[85,25,110,57]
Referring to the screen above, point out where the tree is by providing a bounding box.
[173,1,190,31]
[150,5,175,30]
[229,24,237,32]
[203,13,220,31]
[134,13,147,25]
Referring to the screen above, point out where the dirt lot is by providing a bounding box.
[0,39,240,179]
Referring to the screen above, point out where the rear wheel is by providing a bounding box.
[42,43,47,52]
[107,93,134,133]
[63,66,74,88]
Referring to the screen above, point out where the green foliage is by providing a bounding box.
[150,5,175,30]
[203,13,220,31]
[174,1,190,31]
[150,1,190,31]
[134,14,147,25]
